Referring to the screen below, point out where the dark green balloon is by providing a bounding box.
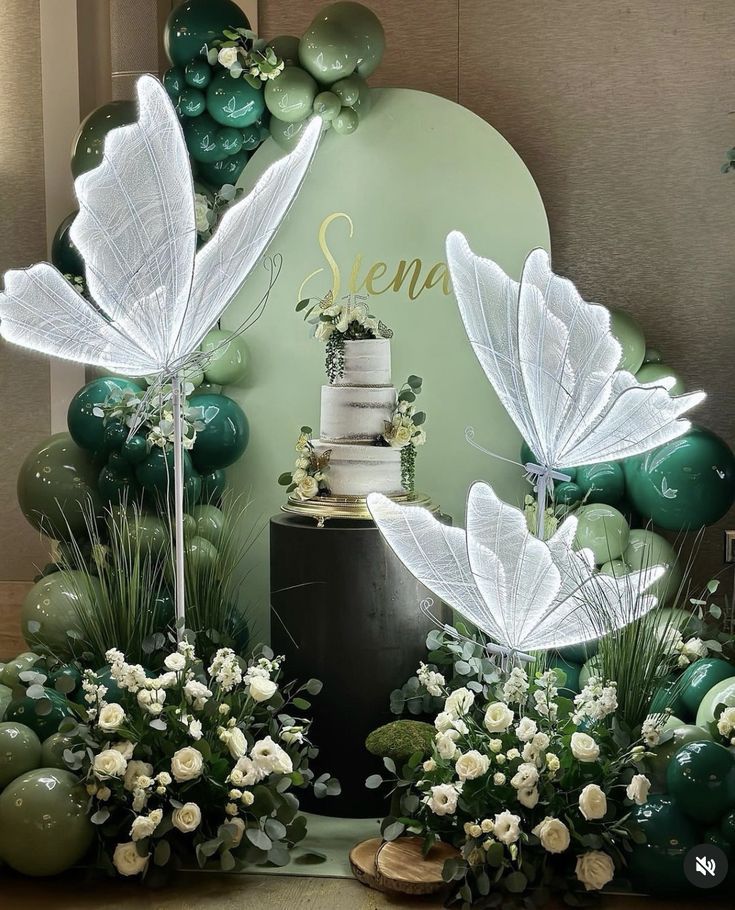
[190,394,249,472]
[241,123,267,150]
[628,796,699,894]
[679,657,735,716]
[98,462,137,503]
[557,639,597,664]
[184,111,227,163]
[67,377,143,452]
[70,100,137,178]
[51,212,85,277]
[149,590,175,629]
[200,469,227,503]
[0,768,93,876]
[47,664,82,699]
[0,722,42,788]
[121,434,148,464]
[5,689,75,742]
[102,419,127,454]
[624,426,735,530]
[93,666,124,703]
[207,70,265,128]
[178,86,207,117]
[545,653,581,694]
[163,66,186,99]
[197,149,249,187]
[722,810,735,844]
[666,740,735,824]
[553,481,582,505]
[575,461,625,505]
[264,66,317,124]
[185,60,212,89]
[645,724,712,791]
[17,433,101,540]
[135,447,197,496]
[649,674,687,719]
[164,0,250,67]
[216,126,244,156]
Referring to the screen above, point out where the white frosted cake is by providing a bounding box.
[313,339,404,496]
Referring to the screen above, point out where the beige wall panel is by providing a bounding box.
[259,1,460,100]
[0,0,52,581]
[459,1,734,580]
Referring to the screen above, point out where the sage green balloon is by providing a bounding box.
[624,530,682,606]
[268,115,311,151]
[0,722,42,787]
[299,20,359,84]
[635,362,685,396]
[166,536,218,582]
[333,74,363,106]
[201,328,249,385]
[41,732,76,770]
[599,558,631,578]
[0,654,39,688]
[21,571,98,659]
[191,504,225,547]
[70,100,137,177]
[17,433,101,540]
[270,35,301,66]
[574,503,630,564]
[313,90,341,121]
[609,307,646,372]
[333,106,359,135]
[0,683,12,721]
[264,66,317,124]
[164,0,250,67]
[0,768,93,875]
[696,675,735,728]
[206,70,265,128]
[307,1,385,78]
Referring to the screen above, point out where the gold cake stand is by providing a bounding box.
[282,490,437,525]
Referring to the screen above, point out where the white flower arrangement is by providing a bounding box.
[380,376,427,491]
[206,28,285,87]
[278,427,331,501]
[61,641,338,878]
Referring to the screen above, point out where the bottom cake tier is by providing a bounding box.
[312,439,404,497]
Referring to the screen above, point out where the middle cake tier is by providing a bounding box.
[320,385,397,442]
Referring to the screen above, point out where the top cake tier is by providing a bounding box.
[333,339,392,387]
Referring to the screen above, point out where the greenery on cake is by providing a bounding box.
[278,427,332,501]
[295,291,392,383]
[380,376,427,491]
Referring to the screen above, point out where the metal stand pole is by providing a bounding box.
[171,373,186,638]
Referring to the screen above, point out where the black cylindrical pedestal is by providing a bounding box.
[270,513,442,817]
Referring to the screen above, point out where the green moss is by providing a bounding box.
[365,719,435,762]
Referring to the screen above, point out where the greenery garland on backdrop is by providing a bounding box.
[0,0,734,902]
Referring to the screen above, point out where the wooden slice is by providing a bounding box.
[349,837,391,892]
[374,835,459,895]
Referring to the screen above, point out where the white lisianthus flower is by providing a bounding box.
[171,746,204,782]
[506,748,520,761]
[251,735,293,774]
[518,787,539,808]
[545,753,560,774]
[249,677,278,703]
[493,810,521,845]
[510,762,539,790]
[532,817,570,854]
[172,802,202,833]
[164,652,186,672]
[184,679,212,710]
[493,772,506,786]
[570,731,600,762]
[434,712,454,733]
[314,320,335,342]
[112,740,135,760]
[435,730,460,760]
[98,703,126,733]
[113,841,149,876]
[226,817,246,847]
[484,702,514,733]
[579,783,608,820]
[575,851,615,891]
[94,749,128,777]
[230,756,265,786]
[218,46,239,69]
[130,808,162,842]
[188,718,203,740]
[626,774,651,805]
[221,726,248,759]
[425,783,462,816]
[455,750,490,781]
[281,725,305,745]
[515,717,538,742]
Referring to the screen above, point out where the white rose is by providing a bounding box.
[218,46,239,69]
[171,746,204,782]
[225,817,246,847]
[571,731,600,763]
[516,717,538,742]
[444,687,475,717]
[626,774,651,805]
[94,748,128,777]
[314,320,335,342]
[518,787,539,808]
[240,790,254,807]
[251,735,293,774]
[532,816,570,854]
[113,841,150,876]
[455,750,490,781]
[493,772,506,786]
[546,754,560,773]
[510,762,539,790]
[434,711,454,733]
[388,424,413,448]
[172,801,202,833]
[493,810,521,845]
[579,783,607,820]
[130,809,162,842]
[124,760,153,791]
[194,194,210,233]
[422,758,437,772]
[296,476,319,500]
[249,677,278,703]
[224,727,248,759]
[484,702,514,733]
[164,652,186,671]
[426,783,461,816]
[575,850,615,890]
[112,740,135,760]
[717,706,735,737]
[435,730,459,760]
[292,468,307,484]
[98,702,126,732]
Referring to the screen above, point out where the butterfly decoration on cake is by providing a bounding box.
[368,484,664,660]
[445,232,705,537]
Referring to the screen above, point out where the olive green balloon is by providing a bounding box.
[21,571,98,659]
[201,328,249,385]
[299,20,359,85]
[268,115,311,151]
[264,66,317,124]
[270,35,301,65]
[191,504,225,547]
[67,376,143,452]
[167,536,218,582]
[624,530,682,606]
[574,503,629,564]
[71,101,137,178]
[0,768,93,876]
[308,1,385,79]
[333,106,359,135]
[17,433,101,540]
[644,347,662,364]
[696,675,735,728]
[41,732,75,770]
[635,362,685,397]
[0,654,39,689]
[0,683,11,721]
[206,70,265,128]
[313,90,341,121]
[0,722,42,787]
[609,307,645,373]
[575,461,625,505]
[51,212,85,277]
[164,0,250,67]
[5,690,75,741]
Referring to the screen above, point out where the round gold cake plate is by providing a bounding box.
[282,491,437,524]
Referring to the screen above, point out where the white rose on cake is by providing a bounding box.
[314,320,335,342]
[296,476,319,500]
[575,850,615,890]
[388,424,413,448]
[113,841,149,876]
